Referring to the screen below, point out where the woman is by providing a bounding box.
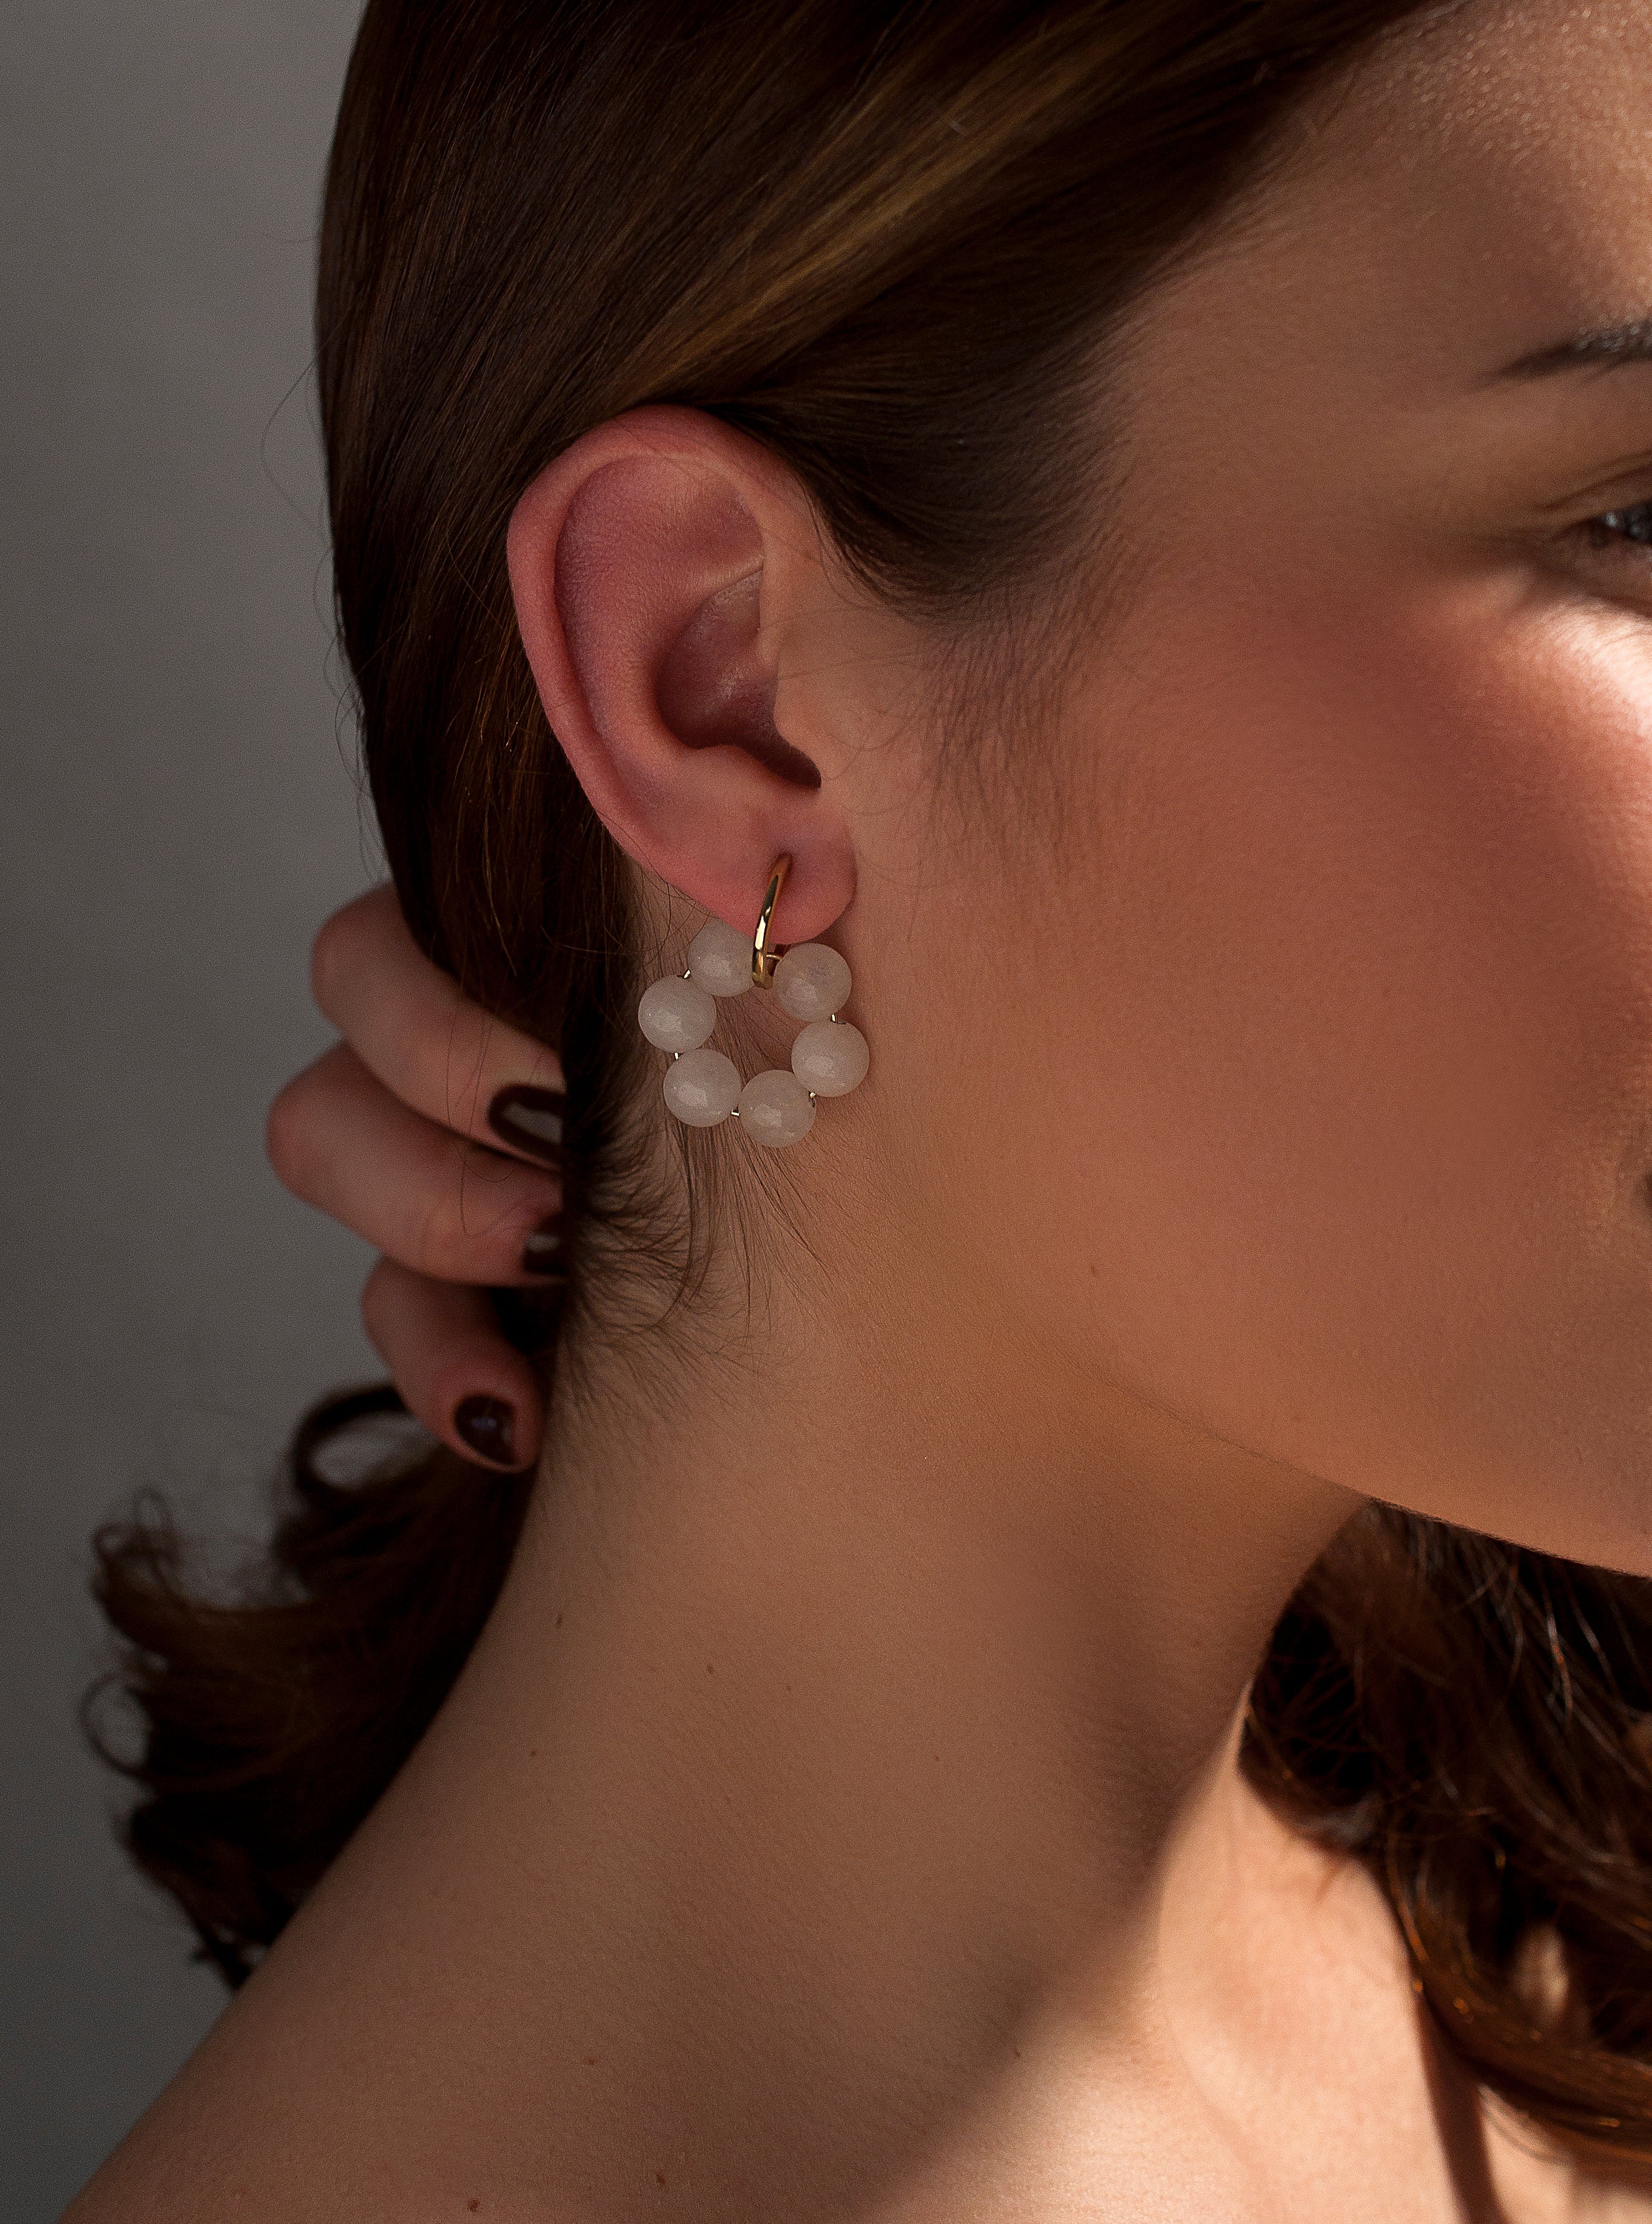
[68,0,1652,2213]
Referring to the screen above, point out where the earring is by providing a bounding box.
[636,854,870,1147]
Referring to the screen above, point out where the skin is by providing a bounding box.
[71,0,1652,2216]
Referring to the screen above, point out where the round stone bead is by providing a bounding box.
[737,1067,817,1147]
[662,1046,741,1126]
[791,1019,870,1097]
[687,917,753,997]
[773,940,852,1022]
[638,974,716,1052]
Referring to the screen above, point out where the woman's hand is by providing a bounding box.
[266,886,569,1473]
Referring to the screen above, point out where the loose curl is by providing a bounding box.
[91,0,1652,2177]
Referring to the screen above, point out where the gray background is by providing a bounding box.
[2,4,374,2211]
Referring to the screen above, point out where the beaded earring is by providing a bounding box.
[636,854,870,1147]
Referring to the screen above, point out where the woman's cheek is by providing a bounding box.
[988,574,1652,1560]
[1385,591,1652,1175]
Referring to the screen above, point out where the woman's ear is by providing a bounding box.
[506,405,857,943]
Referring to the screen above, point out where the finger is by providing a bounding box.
[267,1041,569,1286]
[311,886,570,1168]
[362,1258,544,1471]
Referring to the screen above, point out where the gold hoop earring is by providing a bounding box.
[636,854,870,1147]
[751,851,790,988]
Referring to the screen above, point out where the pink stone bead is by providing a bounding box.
[663,1046,741,1126]
[773,941,852,1022]
[737,1067,817,1147]
[791,1019,869,1097]
[638,974,717,1052]
[687,918,753,997]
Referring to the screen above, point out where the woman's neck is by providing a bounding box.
[98,1263,1464,2222]
[327,1273,1363,2206]
[508,1246,1355,1924]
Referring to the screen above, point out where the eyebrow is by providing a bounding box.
[1497,319,1652,381]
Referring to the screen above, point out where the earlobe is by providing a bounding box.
[505,406,855,943]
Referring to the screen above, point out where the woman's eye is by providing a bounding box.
[1562,498,1652,609]
[1583,501,1652,552]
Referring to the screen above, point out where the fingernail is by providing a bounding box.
[453,1394,517,1468]
[521,1211,568,1278]
[487,1084,568,1165]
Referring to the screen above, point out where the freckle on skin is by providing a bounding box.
[656,2171,668,2187]
[555,1612,563,1627]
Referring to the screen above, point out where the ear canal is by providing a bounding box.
[656,574,822,789]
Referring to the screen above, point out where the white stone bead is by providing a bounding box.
[737,1067,817,1147]
[773,940,852,1022]
[686,917,753,997]
[638,974,717,1052]
[662,1046,741,1126]
[791,1019,869,1097]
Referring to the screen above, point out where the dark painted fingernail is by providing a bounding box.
[521,1211,568,1278]
[453,1394,517,1468]
[487,1084,568,1165]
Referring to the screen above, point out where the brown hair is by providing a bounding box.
[91,0,1652,2174]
